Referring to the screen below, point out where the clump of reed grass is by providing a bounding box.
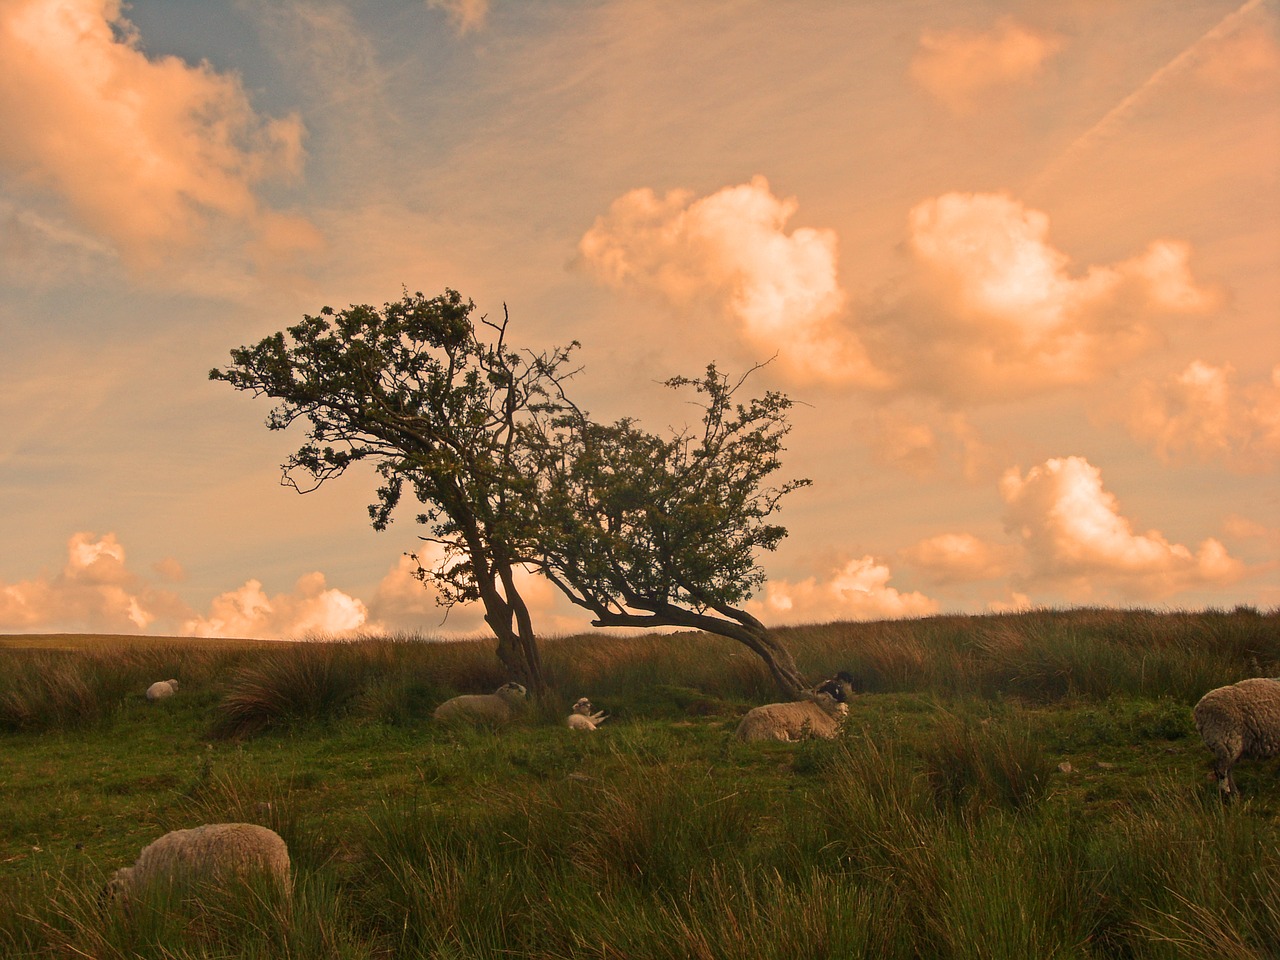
[919,710,1052,815]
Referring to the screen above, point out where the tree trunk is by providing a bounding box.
[478,571,546,695]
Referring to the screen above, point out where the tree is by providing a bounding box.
[210,289,577,693]
[531,364,813,699]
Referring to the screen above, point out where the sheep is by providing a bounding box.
[1193,677,1280,796]
[566,696,608,731]
[815,670,858,703]
[432,681,528,726]
[734,690,849,743]
[146,679,179,702]
[103,823,290,907]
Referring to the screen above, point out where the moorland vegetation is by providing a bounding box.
[1,606,1278,959]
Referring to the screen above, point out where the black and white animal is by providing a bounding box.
[1193,677,1280,796]
[814,671,858,703]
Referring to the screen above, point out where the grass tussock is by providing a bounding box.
[2,608,1279,958]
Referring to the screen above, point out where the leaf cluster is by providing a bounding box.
[210,289,579,607]
[534,363,811,629]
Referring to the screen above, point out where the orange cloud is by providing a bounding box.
[999,456,1244,599]
[0,532,187,633]
[869,192,1218,400]
[182,572,371,640]
[0,0,312,266]
[1196,18,1280,93]
[1126,361,1280,472]
[911,17,1062,115]
[427,0,488,35]
[578,175,885,386]
[749,557,938,624]
[902,533,1018,584]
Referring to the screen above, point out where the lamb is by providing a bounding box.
[1193,677,1280,796]
[566,696,608,731]
[145,679,179,701]
[103,823,291,907]
[735,690,849,743]
[432,681,528,726]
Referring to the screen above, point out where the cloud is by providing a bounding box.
[1196,18,1280,93]
[0,0,313,266]
[369,552,592,637]
[0,532,187,633]
[869,192,1217,400]
[182,572,371,639]
[582,184,1213,401]
[902,533,1018,584]
[999,456,1245,599]
[750,557,939,624]
[870,409,1000,480]
[1125,361,1280,472]
[578,175,885,385]
[910,17,1062,115]
[427,0,487,35]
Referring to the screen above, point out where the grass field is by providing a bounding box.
[1,607,1277,958]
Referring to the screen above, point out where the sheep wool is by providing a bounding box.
[146,679,179,701]
[433,682,528,725]
[105,823,291,906]
[1193,677,1280,795]
[735,691,849,743]
[566,697,607,731]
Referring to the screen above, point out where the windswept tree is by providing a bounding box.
[210,289,577,693]
[532,365,813,699]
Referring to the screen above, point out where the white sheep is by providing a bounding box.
[1193,677,1280,796]
[735,691,849,743]
[566,696,608,731]
[432,681,528,726]
[145,679,179,702]
[103,823,291,907]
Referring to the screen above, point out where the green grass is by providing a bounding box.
[1,608,1278,958]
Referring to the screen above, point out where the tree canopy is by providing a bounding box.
[213,289,813,698]
[532,365,812,697]
[210,289,577,691]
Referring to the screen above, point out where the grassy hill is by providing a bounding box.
[1,608,1277,958]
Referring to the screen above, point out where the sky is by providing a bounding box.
[1,0,1277,641]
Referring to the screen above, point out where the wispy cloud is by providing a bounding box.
[427,0,487,35]
[911,17,1062,115]
[0,0,316,267]
[1125,361,1280,472]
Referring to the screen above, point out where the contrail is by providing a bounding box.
[1030,0,1268,193]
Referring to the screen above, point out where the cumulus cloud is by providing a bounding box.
[581,184,1213,401]
[868,192,1218,400]
[1125,361,1280,472]
[369,552,592,637]
[182,572,372,639]
[578,175,885,385]
[0,532,187,633]
[999,456,1245,599]
[910,17,1062,114]
[0,0,315,266]
[427,0,487,34]
[902,533,1018,584]
[749,557,938,624]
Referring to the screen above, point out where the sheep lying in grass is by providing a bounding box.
[566,697,607,731]
[433,682,528,726]
[1193,677,1280,796]
[145,679,179,702]
[735,691,849,743]
[103,823,290,907]
[815,671,857,704]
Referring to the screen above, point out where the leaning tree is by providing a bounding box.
[210,289,577,693]
[530,364,813,699]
